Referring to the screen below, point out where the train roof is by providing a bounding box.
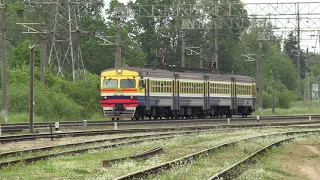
[101,67,255,83]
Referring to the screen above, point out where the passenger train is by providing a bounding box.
[100,67,256,120]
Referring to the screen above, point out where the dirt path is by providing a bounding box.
[276,141,320,180]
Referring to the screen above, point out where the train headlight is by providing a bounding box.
[116,68,123,75]
[102,96,107,99]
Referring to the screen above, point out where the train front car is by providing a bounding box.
[100,68,140,120]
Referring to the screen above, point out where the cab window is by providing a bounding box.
[103,79,118,88]
[120,79,136,88]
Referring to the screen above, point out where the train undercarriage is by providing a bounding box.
[103,105,254,121]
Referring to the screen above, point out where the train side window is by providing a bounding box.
[152,81,156,92]
[195,83,198,94]
[139,80,145,88]
[201,83,203,94]
[181,82,184,94]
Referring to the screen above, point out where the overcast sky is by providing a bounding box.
[104,0,320,53]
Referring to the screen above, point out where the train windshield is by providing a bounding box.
[103,79,118,88]
[120,79,136,88]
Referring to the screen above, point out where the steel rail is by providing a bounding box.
[0,136,176,168]
[113,130,320,180]
[207,135,309,180]
[1,120,320,143]
[0,131,201,158]
[102,146,163,167]
[1,115,320,130]
[1,129,232,168]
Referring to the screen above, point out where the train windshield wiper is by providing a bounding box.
[127,78,134,85]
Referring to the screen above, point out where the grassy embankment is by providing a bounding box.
[1,101,319,123]
[253,101,320,116]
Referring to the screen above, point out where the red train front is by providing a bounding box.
[100,68,141,120]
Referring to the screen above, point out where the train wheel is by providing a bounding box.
[112,118,115,121]
[116,118,120,121]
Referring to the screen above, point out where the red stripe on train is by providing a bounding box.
[121,88,137,92]
[101,89,116,92]
[101,99,138,103]
[101,104,138,108]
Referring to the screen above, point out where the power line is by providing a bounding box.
[16,23,47,84]
[115,2,320,68]
[31,0,93,82]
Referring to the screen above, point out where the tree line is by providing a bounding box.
[1,0,320,121]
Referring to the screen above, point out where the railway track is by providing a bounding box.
[113,129,320,180]
[2,120,320,144]
[208,136,296,180]
[102,146,164,167]
[0,130,213,168]
[1,114,320,133]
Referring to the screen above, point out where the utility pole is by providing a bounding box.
[297,3,301,98]
[16,23,47,84]
[115,18,121,68]
[1,0,7,122]
[181,30,185,68]
[214,28,219,70]
[199,46,204,69]
[40,23,46,84]
[304,48,309,107]
[214,1,219,71]
[29,43,35,134]
[270,70,275,113]
[258,41,263,111]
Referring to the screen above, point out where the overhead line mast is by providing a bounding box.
[1,0,7,122]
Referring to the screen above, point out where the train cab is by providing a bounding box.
[100,68,142,120]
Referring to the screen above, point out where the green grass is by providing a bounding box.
[254,101,320,116]
[0,128,314,180]
[152,135,295,180]
[0,113,111,123]
[237,135,320,180]
[2,100,320,123]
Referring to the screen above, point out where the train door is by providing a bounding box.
[145,79,151,115]
[231,77,237,116]
[203,79,210,117]
[172,74,180,118]
[252,82,256,112]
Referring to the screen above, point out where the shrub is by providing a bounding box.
[263,92,272,109]
[277,90,292,109]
